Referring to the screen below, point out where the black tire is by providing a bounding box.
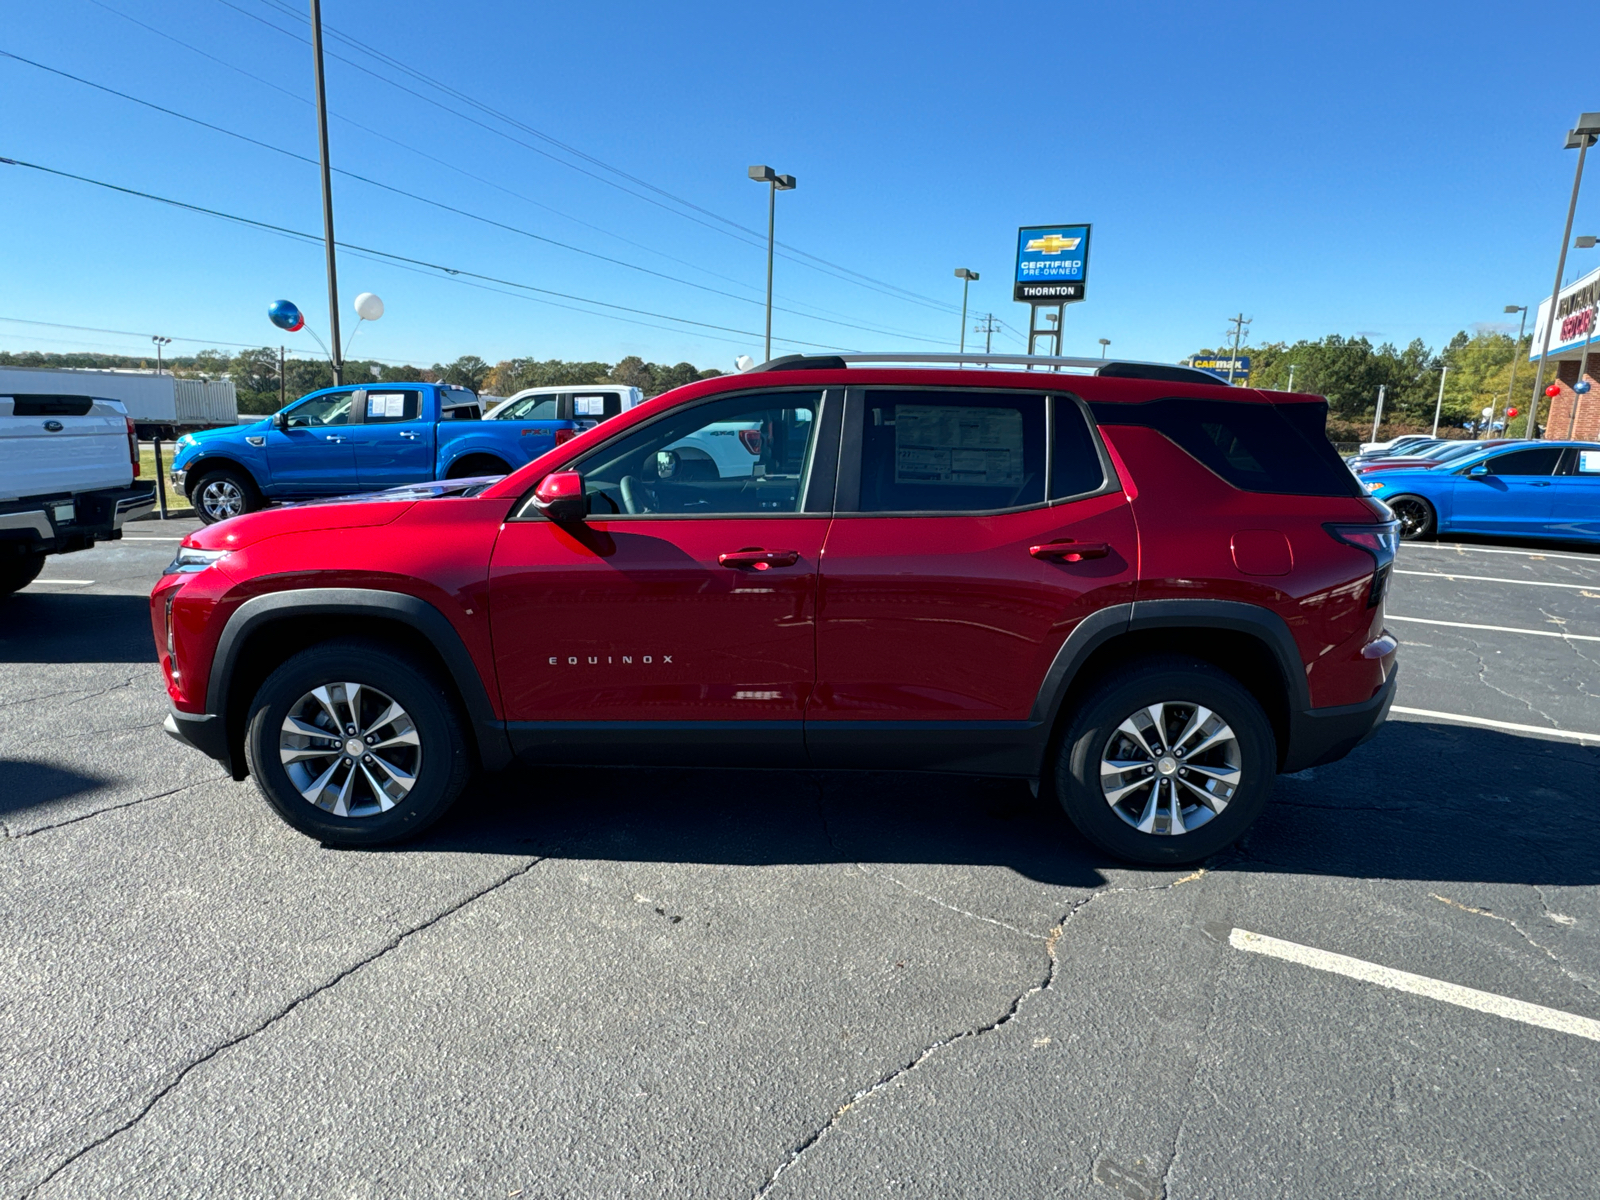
[1385,494,1435,541]
[0,551,46,597]
[244,638,472,846]
[189,466,261,525]
[445,455,510,480]
[1053,656,1277,866]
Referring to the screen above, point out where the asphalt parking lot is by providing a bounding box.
[3,519,1598,1198]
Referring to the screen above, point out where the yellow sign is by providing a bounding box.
[1024,234,1081,255]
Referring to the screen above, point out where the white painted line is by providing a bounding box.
[1230,928,1600,1042]
[26,579,94,586]
[1393,570,1600,591]
[1390,705,1600,744]
[121,536,183,542]
[1387,615,1600,643]
[1403,543,1600,565]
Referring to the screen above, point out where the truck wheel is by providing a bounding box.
[190,467,259,524]
[0,551,46,597]
[1052,656,1276,866]
[445,455,510,480]
[244,638,472,846]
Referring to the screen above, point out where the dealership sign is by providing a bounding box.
[1190,356,1251,381]
[1530,264,1600,359]
[1015,224,1091,303]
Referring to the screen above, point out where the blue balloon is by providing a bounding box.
[1576,380,1592,394]
[268,300,305,332]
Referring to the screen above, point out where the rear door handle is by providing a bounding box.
[1030,540,1110,562]
[323,434,345,443]
[398,431,419,440]
[719,547,800,570]
[1530,481,1551,487]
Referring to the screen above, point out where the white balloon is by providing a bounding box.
[353,292,384,321]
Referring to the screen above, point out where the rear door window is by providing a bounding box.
[361,390,421,423]
[854,390,1046,513]
[1090,397,1360,497]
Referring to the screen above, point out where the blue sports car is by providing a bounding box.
[1362,441,1600,542]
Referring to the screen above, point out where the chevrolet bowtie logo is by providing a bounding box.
[1026,234,1081,255]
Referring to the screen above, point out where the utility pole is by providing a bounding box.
[1225,313,1251,384]
[974,313,999,354]
[279,345,287,411]
[1528,114,1600,438]
[310,0,343,385]
[1431,365,1449,437]
[1370,384,1387,444]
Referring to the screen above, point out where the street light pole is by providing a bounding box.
[151,335,171,375]
[1098,337,1111,359]
[1492,304,1528,439]
[1431,364,1448,437]
[309,0,343,386]
[954,269,979,353]
[748,165,796,362]
[1528,113,1600,438]
[1370,384,1386,444]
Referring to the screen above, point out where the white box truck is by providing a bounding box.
[0,367,237,439]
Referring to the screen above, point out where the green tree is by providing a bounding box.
[434,355,492,391]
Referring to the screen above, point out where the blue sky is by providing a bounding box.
[2,0,1597,375]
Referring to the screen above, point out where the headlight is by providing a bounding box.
[164,546,230,575]
[176,433,196,449]
[1363,480,1386,492]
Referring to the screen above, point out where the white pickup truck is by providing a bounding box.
[0,392,156,595]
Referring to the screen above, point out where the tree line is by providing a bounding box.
[0,348,722,414]
[1190,331,1537,440]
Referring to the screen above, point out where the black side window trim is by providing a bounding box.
[831,386,1120,517]
[508,385,841,521]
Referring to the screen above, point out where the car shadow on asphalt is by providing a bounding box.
[0,761,109,819]
[0,595,156,663]
[402,719,1600,889]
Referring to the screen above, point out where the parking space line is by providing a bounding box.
[122,536,183,541]
[1387,615,1600,642]
[1402,544,1600,565]
[1394,570,1600,591]
[1229,928,1600,1042]
[1390,705,1600,744]
[27,579,94,586]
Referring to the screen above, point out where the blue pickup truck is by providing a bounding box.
[171,383,577,523]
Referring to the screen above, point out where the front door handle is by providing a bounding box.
[398,430,419,440]
[719,547,800,570]
[323,434,345,443]
[1530,481,1551,487]
[1030,540,1110,562]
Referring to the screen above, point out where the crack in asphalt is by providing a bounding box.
[22,854,546,1198]
[1468,648,1561,728]
[749,871,1209,1198]
[854,866,1046,940]
[1,776,226,841]
[1429,892,1600,999]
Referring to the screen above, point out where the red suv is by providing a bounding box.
[152,355,1399,864]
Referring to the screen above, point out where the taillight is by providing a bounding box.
[554,427,577,445]
[127,418,140,476]
[1325,521,1400,607]
[738,429,763,455]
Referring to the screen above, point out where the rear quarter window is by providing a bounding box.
[1089,397,1360,497]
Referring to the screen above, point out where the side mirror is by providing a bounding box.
[273,409,288,432]
[532,470,588,522]
[1469,463,1489,476]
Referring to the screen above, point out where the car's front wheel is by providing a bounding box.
[1385,494,1436,540]
[189,467,260,525]
[1053,657,1277,865]
[244,638,472,846]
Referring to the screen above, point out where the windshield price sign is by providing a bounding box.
[1014,224,1091,303]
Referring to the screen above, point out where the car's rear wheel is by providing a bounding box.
[0,551,46,597]
[190,467,260,525]
[244,638,471,846]
[1385,494,1435,540]
[1053,657,1276,865]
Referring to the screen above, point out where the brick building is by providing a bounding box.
[1531,263,1600,440]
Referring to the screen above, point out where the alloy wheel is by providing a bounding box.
[1099,701,1241,836]
[278,682,422,817]
[199,478,245,521]
[1388,497,1431,539]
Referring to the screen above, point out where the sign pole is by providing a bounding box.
[1528,129,1594,438]
[1568,309,1596,439]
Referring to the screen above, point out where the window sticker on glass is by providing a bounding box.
[574,395,607,416]
[894,405,1024,486]
[1580,450,1600,474]
[366,392,407,418]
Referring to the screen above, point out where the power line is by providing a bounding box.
[0,50,952,348]
[0,155,858,352]
[205,0,966,317]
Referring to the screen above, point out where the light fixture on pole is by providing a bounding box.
[954,269,979,353]
[151,335,171,375]
[1492,304,1529,438]
[1527,112,1600,439]
[1098,337,1111,359]
[748,165,796,362]
[1576,235,1598,249]
[1286,363,1298,391]
[309,0,344,386]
